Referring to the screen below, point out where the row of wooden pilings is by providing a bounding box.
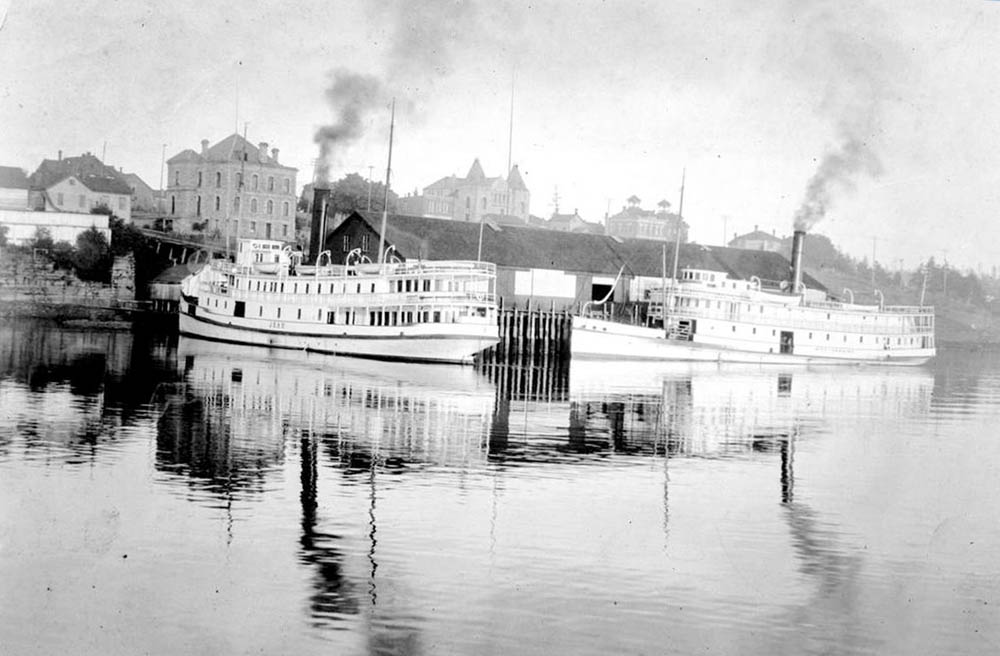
[482,307,574,365]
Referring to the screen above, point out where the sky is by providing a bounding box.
[1,0,998,272]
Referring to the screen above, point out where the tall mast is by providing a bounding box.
[377,99,395,267]
[671,169,685,283]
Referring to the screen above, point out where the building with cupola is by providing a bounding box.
[165,134,298,240]
[605,196,688,243]
[397,158,531,224]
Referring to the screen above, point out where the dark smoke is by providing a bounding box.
[313,70,387,184]
[793,127,882,232]
[781,5,900,233]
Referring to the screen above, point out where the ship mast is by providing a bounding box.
[666,168,686,329]
[377,99,395,268]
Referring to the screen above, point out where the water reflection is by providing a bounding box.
[12,317,989,655]
[0,319,175,463]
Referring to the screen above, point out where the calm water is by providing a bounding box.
[1,319,998,655]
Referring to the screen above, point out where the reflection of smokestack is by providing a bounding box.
[309,187,331,264]
[790,230,805,294]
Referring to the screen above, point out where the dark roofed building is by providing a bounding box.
[325,211,824,311]
[0,166,30,209]
[28,153,133,219]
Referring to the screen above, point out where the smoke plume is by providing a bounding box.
[793,125,882,232]
[783,5,900,232]
[313,70,387,184]
[312,0,518,185]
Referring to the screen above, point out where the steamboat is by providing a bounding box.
[571,230,936,365]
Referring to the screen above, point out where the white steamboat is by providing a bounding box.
[572,230,935,365]
[179,239,499,364]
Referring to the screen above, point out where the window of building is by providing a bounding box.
[252,174,258,190]
[250,221,256,232]
[283,201,289,216]
[268,176,274,192]
[174,171,180,186]
[196,196,202,216]
[215,196,220,211]
[282,224,288,237]
[216,172,221,188]
[342,235,349,252]
[234,196,240,212]
[267,200,273,214]
[251,198,258,213]
[361,234,370,252]
[171,196,175,214]
[197,172,203,187]
[236,172,243,188]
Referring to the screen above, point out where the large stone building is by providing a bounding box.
[165,134,298,240]
[397,158,530,224]
[605,196,687,243]
[28,153,132,221]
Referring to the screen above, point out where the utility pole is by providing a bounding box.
[367,165,374,211]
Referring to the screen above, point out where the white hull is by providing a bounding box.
[179,304,497,365]
[571,316,935,366]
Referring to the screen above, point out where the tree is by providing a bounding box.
[73,227,112,282]
[326,172,398,215]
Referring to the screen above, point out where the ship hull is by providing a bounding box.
[179,303,498,365]
[571,316,934,366]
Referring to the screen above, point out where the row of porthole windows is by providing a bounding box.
[181,170,292,194]
[235,279,378,295]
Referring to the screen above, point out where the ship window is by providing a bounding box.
[809,332,813,339]
[860,336,864,343]
[732,325,736,332]
[258,306,263,316]
[826,334,830,340]
[844,336,847,342]
[277,308,281,318]
[772,329,776,336]
[305,283,310,293]
[752,328,756,335]
[280,283,284,293]
[318,309,323,321]
[297,309,301,320]
[327,311,335,324]
[371,284,375,293]
[433,311,441,323]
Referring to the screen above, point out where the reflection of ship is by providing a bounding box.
[568,358,934,457]
[157,337,497,492]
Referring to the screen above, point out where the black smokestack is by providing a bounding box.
[790,230,806,294]
[309,187,331,264]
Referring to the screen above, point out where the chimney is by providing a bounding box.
[258,142,268,160]
[790,230,806,294]
[309,186,331,264]
[271,147,279,163]
[201,139,209,155]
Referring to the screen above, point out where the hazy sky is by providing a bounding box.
[1,0,998,271]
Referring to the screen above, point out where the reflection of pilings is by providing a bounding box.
[781,429,796,504]
[298,433,359,624]
[478,359,570,405]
